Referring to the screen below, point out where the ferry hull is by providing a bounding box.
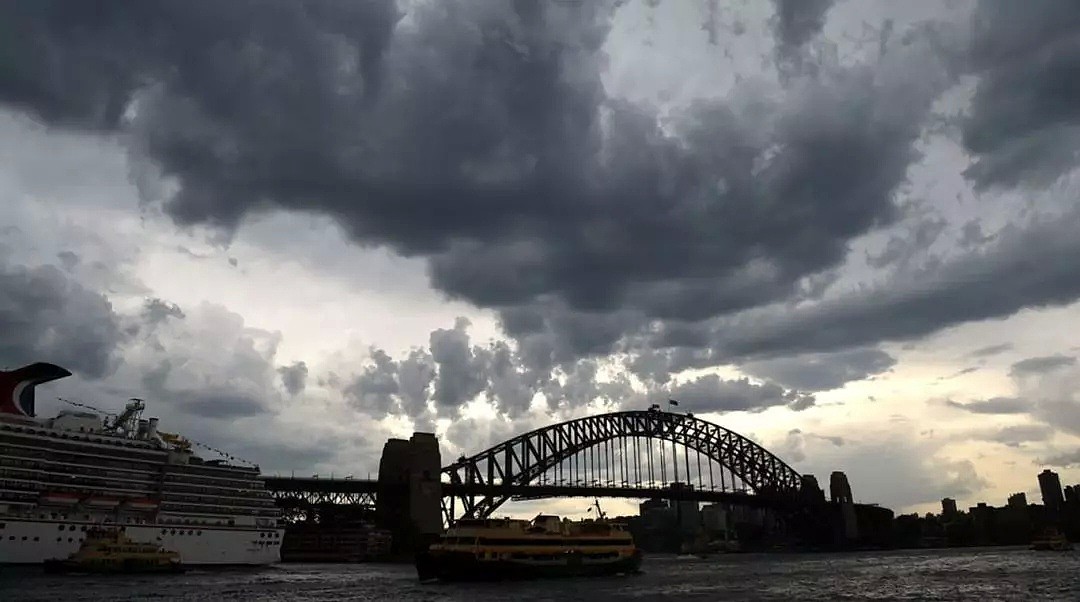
[416,549,643,582]
[0,517,281,566]
[43,558,185,574]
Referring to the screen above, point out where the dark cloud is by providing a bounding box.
[0,0,400,131]
[174,389,267,420]
[429,318,489,414]
[943,396,1031,414]
[277,361,308,396]
[866,216,948,270]
[940,366,979,380]
[0,1,964,368]
[740,347,895,392]
[705,209,1080,360]
[1039,449,1080,468]
[772,0,836,65]
[652,374,814,414]
[344,317,812,424]
[56,250,79,271]
[1009,354,1076,377]
[968,342,1013,358]
[959,220,994,249]
[142,297,184,325]
[230,438,339,475]
[123,302,283,420]
[962,1,1080,190]
[345,348,401,416]
[970,424,1054,448]
[0,258,122,378]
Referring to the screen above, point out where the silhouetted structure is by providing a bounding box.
[830,471,853,503]
[376,432,441,557]
[1007,492,1027,509]
[1039,469,1064,512]
[941,498,958,518]
[800,475,826,505]
[1065,485,1080,505]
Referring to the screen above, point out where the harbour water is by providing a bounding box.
[3,548,1079,601]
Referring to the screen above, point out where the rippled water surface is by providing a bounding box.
[3,548,1080,601]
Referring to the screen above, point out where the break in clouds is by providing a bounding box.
[3,0,1080,427]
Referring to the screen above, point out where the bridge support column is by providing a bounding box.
[376,432,442,558]
[409,432,442,548]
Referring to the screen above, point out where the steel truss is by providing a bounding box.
[441,409,801,522]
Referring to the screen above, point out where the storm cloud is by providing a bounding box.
[944,397,1031,415]
[0,0,971,368]
[962,0,1080,190]
[278,361,309,396]
[0,258,122,377]
[344,317,813,420]
[740,347,896,392]
[704,208,1080,360]
[1009,354,1076,377]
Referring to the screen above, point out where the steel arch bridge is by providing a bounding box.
[442,409,802,521]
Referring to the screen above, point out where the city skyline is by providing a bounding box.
[2,0,1080,517]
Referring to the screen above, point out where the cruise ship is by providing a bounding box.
[0,362,283,565]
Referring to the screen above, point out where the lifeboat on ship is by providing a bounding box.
[124,498,160,512]
[39,492,81,506]
[83,496,121,509]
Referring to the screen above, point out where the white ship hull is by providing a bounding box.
[0,517,282,565]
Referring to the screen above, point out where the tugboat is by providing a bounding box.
[1030,527,1073,551]
[417,502,642,582]
[43,527,184,574]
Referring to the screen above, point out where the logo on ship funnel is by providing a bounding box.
[0,363,72,417]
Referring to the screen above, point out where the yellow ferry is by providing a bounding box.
[416,511,642,582]
[43,527,184,574]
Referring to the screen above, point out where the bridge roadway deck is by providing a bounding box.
[261,477,778,507]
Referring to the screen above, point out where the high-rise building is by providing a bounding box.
[1038,469,1065,511]
[830,471,853,504]
[1064,485,1080,505]
[941,497,958,517]
[1007,492,1027,509]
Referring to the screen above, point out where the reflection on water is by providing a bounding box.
[3,548,1080,601]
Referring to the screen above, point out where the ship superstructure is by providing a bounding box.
[416,512,643,581]
[0,362,282,565]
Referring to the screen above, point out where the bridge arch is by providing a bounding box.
[442,409,802,521]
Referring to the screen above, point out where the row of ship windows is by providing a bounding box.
[0,428,162,453]
[0,461,156,483]
[1,516,282,530]
[164,495,275,507]
[159,503,279,518]
[0,453,262,488]
[0,441,259,479]
[0,472,268,500]
[0,461,260,490]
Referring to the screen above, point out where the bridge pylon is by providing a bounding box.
[377,432,442,556]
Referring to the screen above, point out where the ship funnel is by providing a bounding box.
[147,417,159,439]
[137,419,149,438]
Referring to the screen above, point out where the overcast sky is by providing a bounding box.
[2,0,1080,517]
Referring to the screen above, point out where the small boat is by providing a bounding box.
[1031,527,1073,551]
[416,505,642,582]
[43,527,184,574]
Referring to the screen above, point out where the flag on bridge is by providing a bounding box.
[668,399,679,406]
